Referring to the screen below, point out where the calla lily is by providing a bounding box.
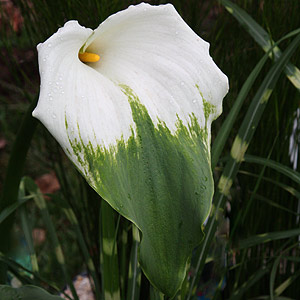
[33,2,228,297]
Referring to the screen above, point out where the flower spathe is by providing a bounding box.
[33,3,228,297]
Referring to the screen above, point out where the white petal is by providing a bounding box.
[33,20,135,176]
[84,2,228,144]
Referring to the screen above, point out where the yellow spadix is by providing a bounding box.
[79,52,100,63]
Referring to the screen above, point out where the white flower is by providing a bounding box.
[33,3,228,297]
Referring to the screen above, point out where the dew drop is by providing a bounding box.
[49,96,53,101]
[47,43,52,48]
[192,99,197,104]
[200,184,206,190]
[49,81,52,85]
[61,91,65,95]
[175,31,178,35]
[52,113,57,119]
[43,58,47,62]
[180,81,185,86]
[56,81,59,85]
[59,77,62,81]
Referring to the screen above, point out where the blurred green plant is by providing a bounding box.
[0,0,299,299]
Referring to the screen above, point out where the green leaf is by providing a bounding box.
[0,285,64,300]
[68,86,213,297]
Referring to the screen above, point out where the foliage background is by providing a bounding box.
[0,0,299,299]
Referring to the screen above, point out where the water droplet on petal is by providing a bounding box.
[181,81,185,86]
[47,43,52,48]
[59,77,63,81]
[192,99,197,104]
[52,113,57,119]
[175,31,178,35]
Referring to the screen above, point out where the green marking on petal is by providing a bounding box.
[195,84,216,123]
[65,85,214,297]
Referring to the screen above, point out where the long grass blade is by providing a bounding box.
[238,170,300,199]
[0,252,70,298]
[229,267,269,300]
[126,225,141,300]
[23,177,79,300]
[0,196,32,225]
[211,46,268,168]
[18,179,39,273]
[212,27,300,169]
[244,154,300,185]
[100,200,120,300]
[238,228,300,250]
[187,33,300,299]
[220,0,300,91]
[254,194,299,216]
[58,194,101,300]
[0,97,38,282]
[274,269,300,297]
[120,222,129,300]
[149,286,164,300]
